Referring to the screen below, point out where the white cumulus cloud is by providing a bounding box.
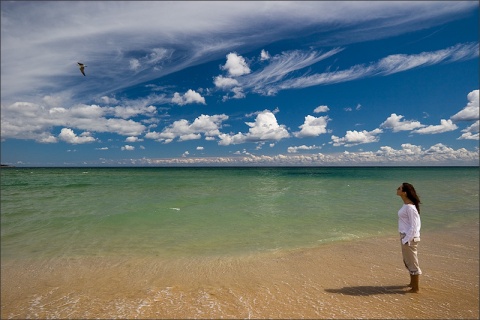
[110,105,157,119]
[137,143,478,166]
[172,89,206,106]
[380,113,425,132]
[58,128,96,144]
[451,89,479,121]
[412,119,458,134]
[218,110,289,146]
[314,105,330,113]
[222,52,251,77]
[458,120,479,140]
[125,136,143,142]
[129,58,141,71]
[294,115,330,138]
[287,145,322,153]
[0,101,150,142]
[121,145,135,151]
[214,76,239,89]
[145,114,228,143]
[260,49,271,61]
[331,128,383,147]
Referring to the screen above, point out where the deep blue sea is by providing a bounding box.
[1,167,478,260]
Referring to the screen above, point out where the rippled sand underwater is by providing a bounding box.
[2,223,478,319]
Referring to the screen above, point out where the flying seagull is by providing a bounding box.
[77,62,86,76]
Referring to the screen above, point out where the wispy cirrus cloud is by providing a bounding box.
[373,43,479,76]
[1,1,476,105]
[215,42,478,98]
[262,42,479,94]
[242,49,344,95]
[214,49,344,99]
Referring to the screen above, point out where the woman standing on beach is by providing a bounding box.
[396,182,422,293]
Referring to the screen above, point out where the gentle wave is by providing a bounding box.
[1,167,478,260]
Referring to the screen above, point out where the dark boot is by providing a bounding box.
[408,274,419,293]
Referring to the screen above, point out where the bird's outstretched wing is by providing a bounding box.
[77,62,86,76]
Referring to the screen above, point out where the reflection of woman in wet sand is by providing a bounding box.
[396,182,422,293]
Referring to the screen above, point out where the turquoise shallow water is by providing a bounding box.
[1,167,478,260]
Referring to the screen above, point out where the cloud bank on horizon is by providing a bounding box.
[1,1,479,166]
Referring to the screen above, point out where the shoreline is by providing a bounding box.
[2,222,478,319]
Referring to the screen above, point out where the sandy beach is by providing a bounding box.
[2,222,478,319]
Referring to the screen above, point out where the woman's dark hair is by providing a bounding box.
[401,182,421,214]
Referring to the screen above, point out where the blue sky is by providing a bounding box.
[1,1,479,166]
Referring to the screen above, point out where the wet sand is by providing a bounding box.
[2,222,478,319]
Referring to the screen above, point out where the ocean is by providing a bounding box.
[1,166,478,261]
